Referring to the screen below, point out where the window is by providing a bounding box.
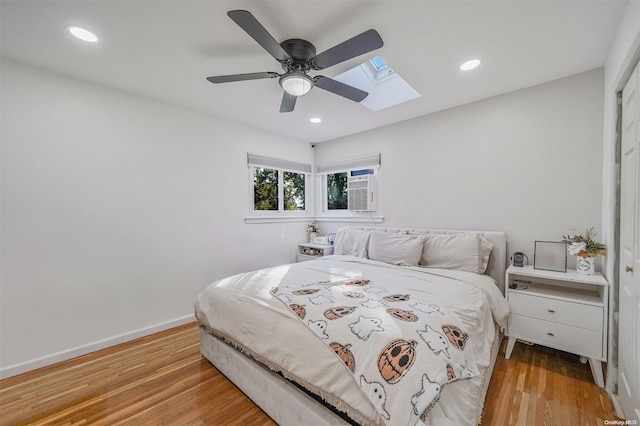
[248,154,311,217]
[327,172,348,210]
[253,167,278,210]
[317,154,381,216]
[284,171,305,210]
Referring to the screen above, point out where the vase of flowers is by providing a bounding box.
[562,227,607,275]
[307,222,320,243]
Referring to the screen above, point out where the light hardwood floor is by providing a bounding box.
[0,322,620,425]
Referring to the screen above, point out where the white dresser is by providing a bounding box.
[504,265,608,387]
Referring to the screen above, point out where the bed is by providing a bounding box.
[195,227,508,426]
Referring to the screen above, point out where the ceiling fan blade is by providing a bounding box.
[311,29,383,70]
[207,72,279,84]
[228,10,292,63]
[313,76,368,102]
[280,92,297,113]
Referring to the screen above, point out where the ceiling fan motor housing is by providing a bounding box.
[279,39,316,72]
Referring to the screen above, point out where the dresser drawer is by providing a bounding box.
[508,314,602,358]
[509,292,603,332]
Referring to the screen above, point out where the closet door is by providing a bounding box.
[619,62,640,421]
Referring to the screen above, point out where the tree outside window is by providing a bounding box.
[253,167,306,212]
[254,167,278,210]
[327,172,348,210]
[284,172,305,211]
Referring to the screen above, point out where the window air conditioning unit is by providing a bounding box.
[348,175,376,211]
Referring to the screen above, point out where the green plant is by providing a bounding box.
[562,227,607,258]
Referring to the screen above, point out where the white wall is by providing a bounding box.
[0,58,311,377]
[315,69,605,267]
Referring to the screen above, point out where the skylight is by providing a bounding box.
[370,56,388,71]
[333,56,420,111]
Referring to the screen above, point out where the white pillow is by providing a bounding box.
[333,227,371,258]
[368,231,425,266]
[479,235,494,274]
[420,232,490,274]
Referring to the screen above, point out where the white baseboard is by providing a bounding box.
[0,314,195,380]
[610,392,626,419]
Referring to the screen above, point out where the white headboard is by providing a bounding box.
[346,227,508,294]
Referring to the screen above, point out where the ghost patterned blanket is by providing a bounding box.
[271,275,480,425]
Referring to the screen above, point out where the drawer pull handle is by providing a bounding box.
[547,332,555,337]
[547,309,556,313]
[626,265,634,273]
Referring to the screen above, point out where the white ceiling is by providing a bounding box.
[0,0,628,143]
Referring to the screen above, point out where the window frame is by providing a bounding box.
[315,154,383,221]
[246,154,313,222]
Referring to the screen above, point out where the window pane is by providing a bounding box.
[327,172,348,210]
[254,167,278,210]
[284,172,305,211]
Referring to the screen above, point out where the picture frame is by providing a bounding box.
[534,241,567,272]
[313,236,329,245]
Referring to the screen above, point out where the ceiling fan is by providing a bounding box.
[206,10,384,113]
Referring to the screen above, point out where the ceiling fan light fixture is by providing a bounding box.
[280,72,313,96]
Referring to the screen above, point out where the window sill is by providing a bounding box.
[244,216,313,224]
[315,215,384,223]
[244,215,384,224]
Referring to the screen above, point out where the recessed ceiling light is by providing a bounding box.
[310,117,322,124]
[460,59,480,71]
[67,26,98,43]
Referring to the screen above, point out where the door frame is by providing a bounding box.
[609,40,640,414]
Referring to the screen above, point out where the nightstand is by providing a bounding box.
[297,243,334,262]
[504,265,609,387]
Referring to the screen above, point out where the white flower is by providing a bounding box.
[568,242,586,256]
[307,222,319,233]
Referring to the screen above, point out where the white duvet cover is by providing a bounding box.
[195,256,509,426]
